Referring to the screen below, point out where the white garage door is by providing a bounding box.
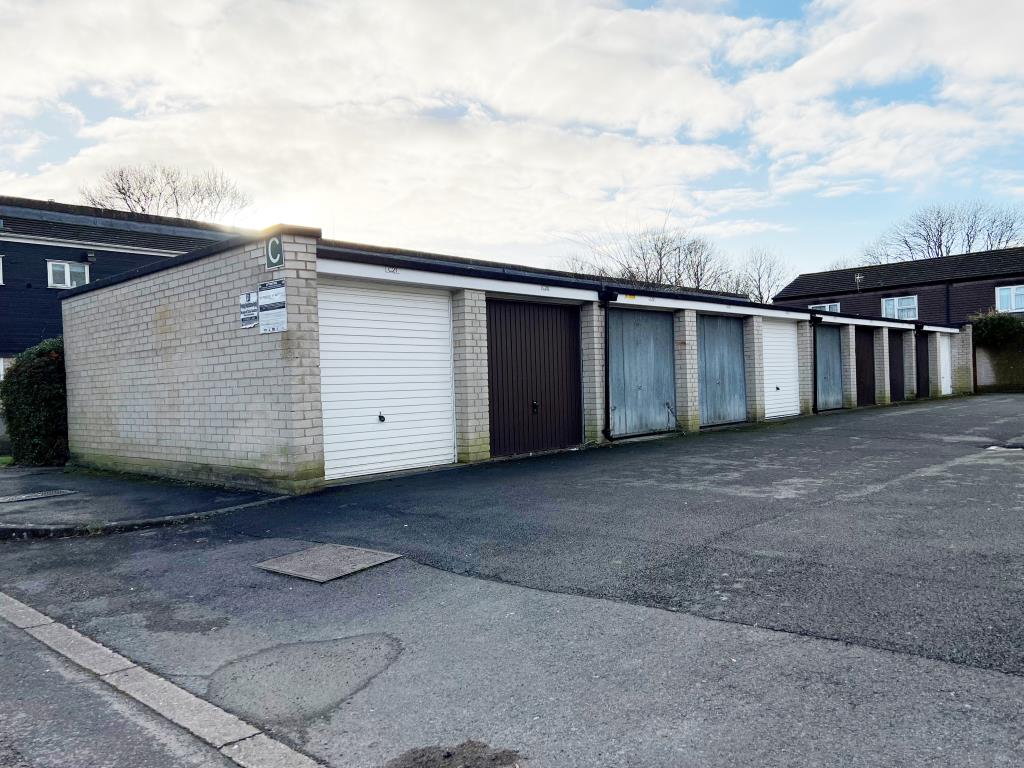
[762,319,801,419]
[318,280,456,480]
[938,333,953,395]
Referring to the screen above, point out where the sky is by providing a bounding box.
[2,0,1023,276]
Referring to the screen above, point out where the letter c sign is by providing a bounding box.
[265,236,285,270]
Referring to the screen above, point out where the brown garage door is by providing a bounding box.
[889,330,905,402]
[487,300,582,457]
[855,327,876,407]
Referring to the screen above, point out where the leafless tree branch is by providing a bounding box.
[862,201,1024,264]
[80,164,251,221]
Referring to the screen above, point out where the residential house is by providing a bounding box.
[773,247,1024,326]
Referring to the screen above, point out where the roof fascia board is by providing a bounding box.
[317,258,598,302]
[318,244,755,307]
[609,294,809,319]
[818,314,956,332]
[0,232,181,257]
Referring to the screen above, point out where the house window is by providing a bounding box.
[882,295,917,320]
[996,285,1024,312]
[809,302,840,312]
[47,260,89,289]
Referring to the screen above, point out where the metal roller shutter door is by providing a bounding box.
[698,315,747,426]
[318,280,456,480]
[761,319,800,419]
[815,325,843,411]
[607,309,676,437]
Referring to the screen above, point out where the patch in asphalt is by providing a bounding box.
[255,543,401,583]
[207,635,401,724]
[383,740,524,768]
[0,489,77,504]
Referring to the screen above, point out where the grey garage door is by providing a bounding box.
[698,315,747,426]
[607,309,675,437]
[815,324,844,410]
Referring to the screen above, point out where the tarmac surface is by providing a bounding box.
[0,465,269,533]
[2,395,1023,766]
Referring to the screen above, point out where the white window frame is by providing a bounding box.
[881,295,918,320]
[0,254,4,285]
[996,285,1024,312]
[46,260,90,289]
[809,302,840,312]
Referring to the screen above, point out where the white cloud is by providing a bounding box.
[1,0,1023,268]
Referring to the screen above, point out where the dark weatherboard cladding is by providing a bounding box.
[815,324,843,411]
[0,241,172,357]
[486,300,583,457]
[697,315,746,426]
[607,309,676,437]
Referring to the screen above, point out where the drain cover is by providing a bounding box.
[255,543,401,583]
[0,489,78,504]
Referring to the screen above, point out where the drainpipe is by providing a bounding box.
[598,287,618,441]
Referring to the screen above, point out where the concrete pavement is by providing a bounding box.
[1,395,1023,766]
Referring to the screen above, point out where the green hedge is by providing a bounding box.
[0,338,68,465]
[971,311,1024,351]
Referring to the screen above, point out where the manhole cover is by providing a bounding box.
[255,543,401,583]
[0,489,78,504]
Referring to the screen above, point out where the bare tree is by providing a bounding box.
[738,247,794,304]
[81,164,251,221]
[568,223,737,293]
[863,201,1024,264]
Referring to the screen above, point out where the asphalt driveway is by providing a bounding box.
[2,395,1024,767]
[223,393,1024,674]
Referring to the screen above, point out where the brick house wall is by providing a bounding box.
[61,229,324,493]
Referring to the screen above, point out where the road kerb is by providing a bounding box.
[0,589,323,767]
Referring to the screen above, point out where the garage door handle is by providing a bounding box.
[531,400,539,414]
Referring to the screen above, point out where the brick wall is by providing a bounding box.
[951,325,975,394]
[451,289,490,461]
[743,316,765,421]
[903,331,917,398]
[580,302,606,444]
[61,231,324,493]
[839,325,858,408]
[673,310,700,432]
[927,333,941,397]
[796,321,813,414]
[873,327,891,405]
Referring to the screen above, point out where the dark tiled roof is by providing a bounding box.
[0,215,222,252]
[0,195,248,233]
[775,247,1024,300]
[0,195,253,253]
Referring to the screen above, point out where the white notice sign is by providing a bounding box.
[239,291,258,328]
[258,279,287,334]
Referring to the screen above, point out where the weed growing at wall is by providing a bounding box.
[0,337,68,465]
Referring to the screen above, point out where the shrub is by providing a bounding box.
[0,337,68,465]
[970,311,1024,351]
